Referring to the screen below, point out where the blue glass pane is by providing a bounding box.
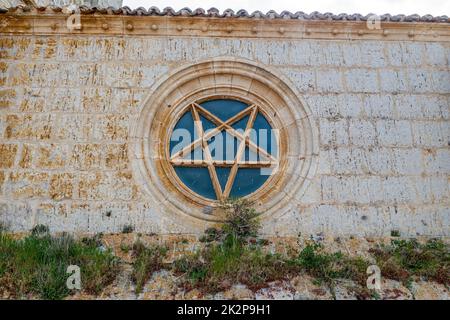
[200,99,248,121]
[170,99,276,200]
[216,167,231,191]
[200,115,216,132]
[170,111,196,159]
[230,168,269,198]
[231,115,249,131]
[174,167,216,200]
[252,113,276,156]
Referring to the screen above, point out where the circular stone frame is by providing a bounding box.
[131,57,319,222]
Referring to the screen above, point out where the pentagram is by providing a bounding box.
[169,102,278,201]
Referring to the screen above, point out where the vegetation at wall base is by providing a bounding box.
[0,197,448,300]
[0,225,120,300]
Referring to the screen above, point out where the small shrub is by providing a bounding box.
[390,230,401,237]
[121,225,134,234]
[220,198,260,242]
[31,224,50,237]
[131,241,168,294]
[174,200,293,293]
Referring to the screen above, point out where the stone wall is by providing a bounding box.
[0,18,449,237]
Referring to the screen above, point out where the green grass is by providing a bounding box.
[0,226,120,300]
[131,241,168,294]
[174,234,292,293]
[293,241,370,287]
[370,239,450,285]
[173,200,295,293]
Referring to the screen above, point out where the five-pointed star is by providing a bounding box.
[170,103,277,201]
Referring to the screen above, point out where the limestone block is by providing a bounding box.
[319,118,349,146]
[381,176,418,204]
[5,172,49,199]
[0,88,17,110]
[289,41,311,66]
[77,172,111,201]
[254,40,289,65]
[18,88,47,112]
[0,37,32,60]
[281,68,316,92]
[321,176,371,204]
[81,87,112,113]
[408,69,434,93]
[0,144,17,168]
[329,147,370,175]
[364,94,395,119]
[123,38,165,61]
[93,115,129,141]
[423,149,450,174]
[432,70,450,94]
[412,121,446,148]
[349,119,376,146]
[109,88,146,114]
[386,42,424,67]
[0,201,33,231]
[368,147,394,176]
[395,94,424,119]
[345,69,379,93]
[70,144,103,170]
[376,120,413,147]
[53,114,89,141]
[105,144,129,170]
[392,148,423,175]
[35,143,69,169]
[316,69,344,93]
[32,37,58,60]
[424,43,447,66]
[308,42,344,66]
[49,173,73,200]
[5,114,54,140]
[360,42,387,68]
[379,69,409,93]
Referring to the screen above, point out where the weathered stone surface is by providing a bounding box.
[291,275,333,300]
[223,284,255,300]
[0,28,448,238]
[380,279,413,300]
[139,270,179,300]
[410,281,450,300]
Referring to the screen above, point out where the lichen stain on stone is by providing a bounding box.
[0,144,18,168]
[33,38,57,59]
[105,143,128,170]
[0,171,4,192]
[49,173,73,201]
[78,172,104,200]
[0,38,31,59]
[104,115,129,140]
[9,172,49,198]
[5,115,52,140]
[19,144,32,169]
[8,63,31,86]
[36,144,66,169]
[71,144,102,170]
